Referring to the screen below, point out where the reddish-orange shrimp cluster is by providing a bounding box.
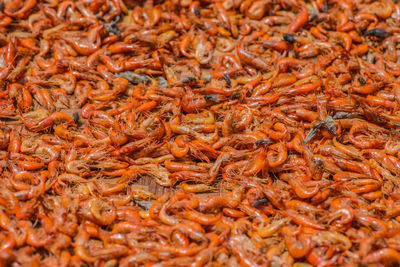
[1,0,400,265]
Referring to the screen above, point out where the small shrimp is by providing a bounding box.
[348,122,386,149]
[20,112,74,132]
[257,218,290,237]
[282,210,326,230]
[287,5,308,33]
[236,37,270,71]
[282,226,312,258]
[267,142,288,168]
[364,248,400,265]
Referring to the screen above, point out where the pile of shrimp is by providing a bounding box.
[1,0,400,265]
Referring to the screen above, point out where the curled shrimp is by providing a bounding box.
[348,122,387,149]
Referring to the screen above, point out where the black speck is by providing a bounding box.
[105,22,121,37]
[283,33,295,44]
[0,2,4,12]
[365,28,389,39]
[96,16,106,22]
[252,198,268,207]
[73,112,80,125]
[222,74,231,86]
[204,95,218,102]
[358,77,366,85]
[195,8,201,17]
[255,138,271,146]
[230,92,241,100]
[182,77,197,83]
[309,14,318,22]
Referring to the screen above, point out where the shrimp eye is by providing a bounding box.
[230,92,241,100]
[358,77,366,85]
